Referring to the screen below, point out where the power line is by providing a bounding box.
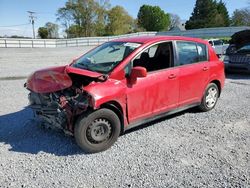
[0,23,30,27]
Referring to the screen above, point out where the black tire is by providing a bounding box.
[199,83,219,112]
[74,108,121,153]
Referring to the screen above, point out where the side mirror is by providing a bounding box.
[129,66,147,85]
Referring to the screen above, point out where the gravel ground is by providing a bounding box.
[0,48,250,188]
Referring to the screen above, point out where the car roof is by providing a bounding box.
[112,35,207,44]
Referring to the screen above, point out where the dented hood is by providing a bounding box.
[26,65,102,93]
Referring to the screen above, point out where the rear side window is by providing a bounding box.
[176,41,208,66]
[197,43,208,62]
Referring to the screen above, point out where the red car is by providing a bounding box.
[26,36,225,153]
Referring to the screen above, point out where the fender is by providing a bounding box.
[84,78,127,110]
[83,79,128,126]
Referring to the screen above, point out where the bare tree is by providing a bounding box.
[45,22,59,38]
[231,8,250,26]
[169,13,181,29]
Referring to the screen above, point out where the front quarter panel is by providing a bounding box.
[83,79,127,110]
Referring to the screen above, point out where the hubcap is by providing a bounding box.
[87,118,112,144]
[205,87,218,108]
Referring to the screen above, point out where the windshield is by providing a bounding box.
[237,44,250,53]
[213,40,223,46]
[72,42,141,74]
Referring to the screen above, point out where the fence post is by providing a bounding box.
[76,39,78,47]
[19,40,21,48]
[44,40,46,47]
[66,40,68,47]
[31,40,34,48]
[4,39,7,48]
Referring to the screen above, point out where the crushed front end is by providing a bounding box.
[28,87,91,134]
[25,66,101,134]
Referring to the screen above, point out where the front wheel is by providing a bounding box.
[199,83,219,112]
[74,108,121,153]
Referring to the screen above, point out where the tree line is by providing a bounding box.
[38,0,250,39]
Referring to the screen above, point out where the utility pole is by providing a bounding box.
[27,11,36,39]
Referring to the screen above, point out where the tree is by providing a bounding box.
[57,0,110,37]
[95,0,110,36]
[131,19,145,33]
[137,5,170,31]
[66,25,83,38]
[38,27,48,39]
[216,0,230,26]
[45,22,59,38]
[231,8,250,26]
[105,6,134,35]
[185,0,230,29]
[169,13,181,29]
[56,7,74,37]
[186,0,217,29]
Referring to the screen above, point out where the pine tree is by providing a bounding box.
[216,0,230,26]
[185,0,230,29]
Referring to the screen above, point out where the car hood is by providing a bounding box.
[26,65,102,93]
[230,30,250,49]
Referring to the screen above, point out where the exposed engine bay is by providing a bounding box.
[27,73,97,134]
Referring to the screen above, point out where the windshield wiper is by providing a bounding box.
[73,62,91,70]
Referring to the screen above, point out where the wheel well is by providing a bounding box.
[211,80,221,97]
[100,101,124,134]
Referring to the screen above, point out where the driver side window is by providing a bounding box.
[131,42,173,72]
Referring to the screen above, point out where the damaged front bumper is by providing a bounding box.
[28,89,91,134]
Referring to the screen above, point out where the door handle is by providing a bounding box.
[203,67,209,71]
[168,74,176,79]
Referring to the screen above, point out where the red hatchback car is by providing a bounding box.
[26,36,225,153]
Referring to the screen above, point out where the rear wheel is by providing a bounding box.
[199,83,219,112]
[74,108,121,153]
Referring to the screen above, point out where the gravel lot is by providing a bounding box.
[0,48,250,188]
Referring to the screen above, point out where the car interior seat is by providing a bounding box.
[133,52,150,69]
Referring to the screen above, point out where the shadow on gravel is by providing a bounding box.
[0,106,203,154]
[124,107,201,135]
[0,107,82,156]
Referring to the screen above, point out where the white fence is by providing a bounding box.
[0,38,56,48]
[2,26,249,48]
[0,32,156,48]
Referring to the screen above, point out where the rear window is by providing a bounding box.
[176,41,208,66]
[213,40,223,46]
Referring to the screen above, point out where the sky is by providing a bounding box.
[0,0,249,37]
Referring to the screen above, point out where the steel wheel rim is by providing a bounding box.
[86,118,112,144]
[205,87,218,108]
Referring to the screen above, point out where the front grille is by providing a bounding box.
[229,55,250,64]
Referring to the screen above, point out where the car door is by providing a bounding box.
[175,41,210,106]
[126,42,180,124]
